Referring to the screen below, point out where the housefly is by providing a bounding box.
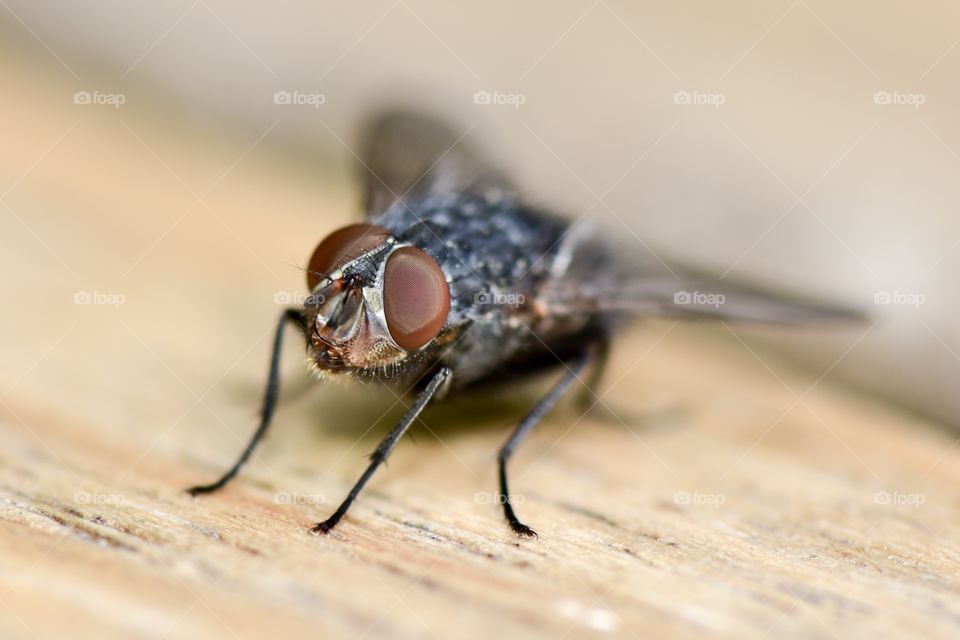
[187,111,862,537]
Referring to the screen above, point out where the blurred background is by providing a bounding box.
[1,1,957,429]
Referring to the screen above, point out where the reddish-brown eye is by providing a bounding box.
[307,223,390,290]
[383,247,450,350]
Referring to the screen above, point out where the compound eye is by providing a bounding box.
[383,247,450,350]
[307,224,390,290]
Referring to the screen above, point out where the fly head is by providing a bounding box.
[303,223,452,379]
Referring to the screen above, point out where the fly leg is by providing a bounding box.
[497,348,594,538]
[311,366,452,535]
[186,308,306,496]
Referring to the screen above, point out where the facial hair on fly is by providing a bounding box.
[185,110,865,538]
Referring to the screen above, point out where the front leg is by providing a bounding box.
[186,308,306,496]
[311,366,453,535]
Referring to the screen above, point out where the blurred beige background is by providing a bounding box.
[2,0,958,428]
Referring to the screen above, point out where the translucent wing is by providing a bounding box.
[358,110,514,219]
[540,226,865,325]
[563,277,865,325]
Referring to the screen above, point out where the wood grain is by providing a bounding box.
[1,50,959,640]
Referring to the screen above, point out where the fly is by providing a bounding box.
[186,110,863,538]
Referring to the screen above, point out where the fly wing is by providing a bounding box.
[358,110,514,219]
[540,225,865,325]
[565,277,866,325]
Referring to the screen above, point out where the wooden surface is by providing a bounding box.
[3,52,960,640]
